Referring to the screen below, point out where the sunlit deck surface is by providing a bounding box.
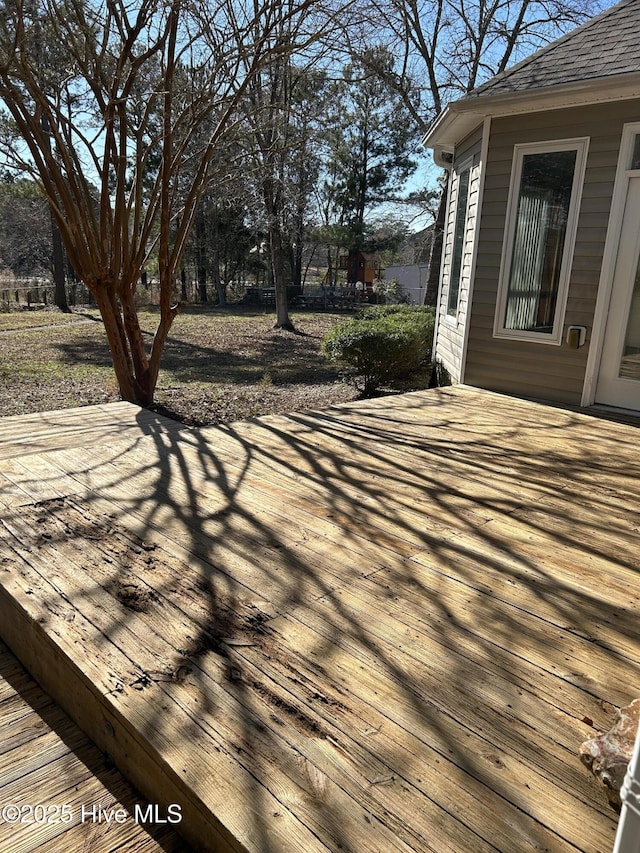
[0,385,636,852]
[0,637,185,852]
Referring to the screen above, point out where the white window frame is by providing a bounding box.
[444,157,472,326]
[493,137,589,345]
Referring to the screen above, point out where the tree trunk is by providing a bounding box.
[40,106,69,313]
[195,203,208,302]
[211,247,226,306]
[269,222,293,329]
[211,219,226,306]
[424,176,448,308]
[347,248,361,284]
[50,215,69,312]
[93,286,155,406]
[198,267,207,303]
[291,239,303,291]
[263,179,293,330]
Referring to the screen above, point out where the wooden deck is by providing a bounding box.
[0,385,636,852]
[0,638,185,852]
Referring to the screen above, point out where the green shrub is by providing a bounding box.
[357,303,433,322]
[322,304,435,397]
[371,277,407,304]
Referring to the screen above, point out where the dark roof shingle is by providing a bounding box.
[469,0,640,98]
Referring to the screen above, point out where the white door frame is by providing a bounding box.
[582,122,640,407]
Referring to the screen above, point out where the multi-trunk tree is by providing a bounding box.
[0,0,331,404]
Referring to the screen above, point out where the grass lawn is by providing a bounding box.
[0,305,363,424]
[0,310,93,332]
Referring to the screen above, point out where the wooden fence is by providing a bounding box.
[0,280,94,310]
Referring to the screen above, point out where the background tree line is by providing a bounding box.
[0,47,424,314]
[0,0,605,404]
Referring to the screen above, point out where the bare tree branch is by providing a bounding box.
[0,0,340,403]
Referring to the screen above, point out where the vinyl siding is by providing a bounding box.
[435,125,483,381]
[464,98,640,404]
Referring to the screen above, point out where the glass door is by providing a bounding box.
[618,255,640,381]
[595,176,640,409]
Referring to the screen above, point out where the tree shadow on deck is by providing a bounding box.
[5,386,635,852]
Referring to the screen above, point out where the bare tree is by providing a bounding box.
[241,57,322,330]
[240,9,344,330]
[362,0,604,133]
[243,52,296,329]
[352,0,605,304]
[0,175,52,275]
[0,0,332,404]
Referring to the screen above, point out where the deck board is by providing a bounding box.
[0,639,189,852]
[0,401,188,461]
[0,385,634,852]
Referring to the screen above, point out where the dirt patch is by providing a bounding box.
[251,679,328,739]
[107,578,157,613]
[17,497,276,663]
[10,497,346,735]
[25,500,164,623]
[182,602,271,660]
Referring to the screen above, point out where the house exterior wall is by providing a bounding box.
[434,125,484,382]
[464,98,640,404]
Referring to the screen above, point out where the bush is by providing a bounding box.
[322,304,435,397]
[371,277,408,304]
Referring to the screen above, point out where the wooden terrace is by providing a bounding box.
[0,639,184,852]
[0,385,637,852]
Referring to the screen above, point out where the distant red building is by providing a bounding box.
[339,250,381,290]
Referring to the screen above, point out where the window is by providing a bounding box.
[494,139,588,344]
[447,166,471,317]
[630,134,640,170]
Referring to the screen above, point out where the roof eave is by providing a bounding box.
[422,106,486,153]
[423,71,640,151]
